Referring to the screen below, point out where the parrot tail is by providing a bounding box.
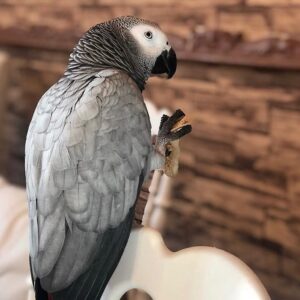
[50,206,135,300]
[33,277,52,300]
[30,257,52,300]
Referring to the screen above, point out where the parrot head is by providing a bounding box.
[127,21,177,79]
[66,16,177,90]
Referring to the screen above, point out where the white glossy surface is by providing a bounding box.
[0,178,31,300]
[102,228,270,300]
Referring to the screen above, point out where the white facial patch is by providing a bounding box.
[129,24,171,58]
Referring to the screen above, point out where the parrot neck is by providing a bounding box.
[64,23,148,90]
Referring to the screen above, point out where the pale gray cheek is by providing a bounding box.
[143,56,156,71]
[139,57,152,75]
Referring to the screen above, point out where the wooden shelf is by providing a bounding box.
[178,50,300,71]
[0,27,300,71]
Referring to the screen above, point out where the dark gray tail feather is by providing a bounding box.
[30,257,49,300]
[50,206,135,300]
[34,277,50,300]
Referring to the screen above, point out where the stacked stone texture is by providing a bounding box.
[0,1,300,299]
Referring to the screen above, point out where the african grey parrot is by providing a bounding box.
[25,16,191,300]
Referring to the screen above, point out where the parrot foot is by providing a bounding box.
[156,109,191,155]
[156,109,192,177]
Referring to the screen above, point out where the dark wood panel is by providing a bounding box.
[1,27,300,70]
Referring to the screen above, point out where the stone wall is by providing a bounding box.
[0,0,300,299]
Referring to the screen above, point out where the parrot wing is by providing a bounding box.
[25,69,151,299]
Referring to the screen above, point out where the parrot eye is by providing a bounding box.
[144,31,153,39]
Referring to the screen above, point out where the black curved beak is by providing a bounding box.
[151,47,177,79]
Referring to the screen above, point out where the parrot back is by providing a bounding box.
[25,69,152,299]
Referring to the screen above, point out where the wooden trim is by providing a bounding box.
[0,28,78,51]
[1,27,300,71]
[177,51,300,70]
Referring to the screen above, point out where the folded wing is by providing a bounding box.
[25,69,151,296]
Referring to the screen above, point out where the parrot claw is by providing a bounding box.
[157,110,191,177]
[158,109,192,145]
[155,109,192,162]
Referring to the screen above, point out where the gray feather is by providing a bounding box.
[25,69,151,292]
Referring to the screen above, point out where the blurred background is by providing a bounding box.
[0,0,300,299]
